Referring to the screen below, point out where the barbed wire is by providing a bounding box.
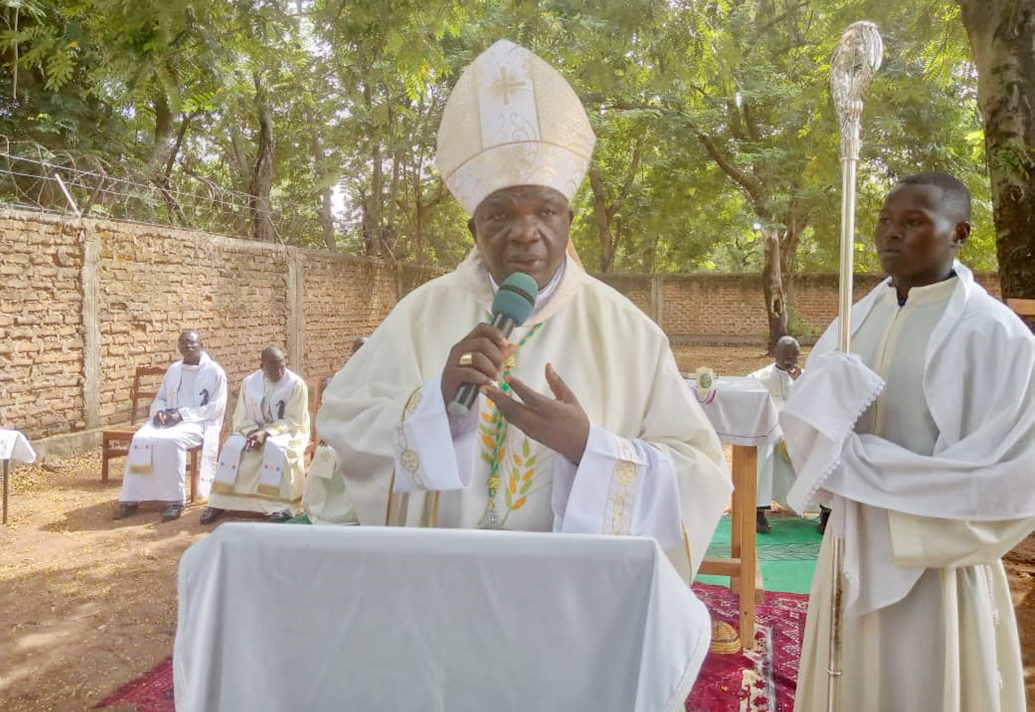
[0,149,327,245]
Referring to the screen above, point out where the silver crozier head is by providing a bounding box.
[831,21,883,160]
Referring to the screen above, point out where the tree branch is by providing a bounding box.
[694,130,765,210]
[607,137,644,220]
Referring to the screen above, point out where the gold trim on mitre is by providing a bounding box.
[435,39,596,215]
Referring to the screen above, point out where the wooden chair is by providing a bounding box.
[304,376,327,463]
[100,366,202,502]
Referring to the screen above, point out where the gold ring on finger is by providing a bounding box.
[459,352,474,367]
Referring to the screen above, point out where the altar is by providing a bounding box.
[689,376,781,648]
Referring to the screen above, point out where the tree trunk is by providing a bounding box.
[364,85,382,256]
[779,226,801,312]
[588,164,615,272]
[413,159,425,263]
[151,94,177,171]
[762,226,788,353]
[150,94,183,224]
[384,152,401,257]
[249,71,275,243]
[304,103,336,250]
[959,0,1035,315]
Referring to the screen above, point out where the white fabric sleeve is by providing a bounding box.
[391,375,478,494]
[887,512,1035,568]
[551,423,683,551]
[150,372,173,417]
[178,370,228,426]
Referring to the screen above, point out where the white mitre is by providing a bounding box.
[435,39,596,215]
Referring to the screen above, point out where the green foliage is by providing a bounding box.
[0,0,999,274]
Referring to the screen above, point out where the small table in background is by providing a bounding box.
[687,376,781,649]
[0,429,37,524]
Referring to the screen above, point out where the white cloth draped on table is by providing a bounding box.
[0,429,36,464]
[685,376,782,450]
[174,524,712,712]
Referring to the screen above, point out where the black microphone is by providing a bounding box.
[447,272,539,418]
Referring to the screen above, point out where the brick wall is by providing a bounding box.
[0,210,440,441]
[302,253,397,380]
[0,212,85,436]
[97,223,291,426]
[599,271,1001,342]
[0,207,1004,443]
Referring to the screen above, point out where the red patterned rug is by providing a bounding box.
[95,583,806,711]
[687,583,808,712]
[95,657,174,712]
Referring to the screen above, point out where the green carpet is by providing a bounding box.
[697,512,822,594]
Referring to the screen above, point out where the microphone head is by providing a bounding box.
[492,272,539,326]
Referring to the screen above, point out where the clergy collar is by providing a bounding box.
[887,270,958,307]
[487,258,567,314]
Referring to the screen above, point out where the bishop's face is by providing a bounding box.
[468,185,574,289]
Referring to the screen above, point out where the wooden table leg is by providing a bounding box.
[732,445,758,649]
[3,459,9,525]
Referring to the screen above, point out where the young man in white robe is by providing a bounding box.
[749,335,801,533]
[313,40,732,584]
[783,173,1035,712]
[115,330,228,522]
[202,346,309,524]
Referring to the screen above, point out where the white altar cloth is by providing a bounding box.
[686,376,781,449]
[0,429,35,464]
[174,524,712,712]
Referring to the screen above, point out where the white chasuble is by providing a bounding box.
[785,265,1035,712]
[314,250,731,580]
[120,352,227,503]
[210,369,310,514]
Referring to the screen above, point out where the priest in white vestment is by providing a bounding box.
[116,330,227,522]
[313,40,731,583]
[203,347,309,524]
[784,173,1035,712]
[749,335,801,533]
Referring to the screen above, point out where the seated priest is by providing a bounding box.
[749,335,802,533]
[785,173,1035,712]
[202,346,309,524]
[313,39,732,582]
[115,330,227,522]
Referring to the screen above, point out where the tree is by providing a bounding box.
[958,0,1035,306]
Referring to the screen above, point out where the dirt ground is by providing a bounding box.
[0,345,1032,710]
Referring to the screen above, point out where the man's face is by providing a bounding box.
[775,344,800,372]
[875,184,966,288]
[178,332,202,364]
[468,185,574,289]
[261,353,286,382]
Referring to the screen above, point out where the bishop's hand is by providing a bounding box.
[481,363,590,464]
[441,323,515,404]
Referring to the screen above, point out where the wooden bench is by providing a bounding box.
[1007,298,1035,320]
[101,366,202,502]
